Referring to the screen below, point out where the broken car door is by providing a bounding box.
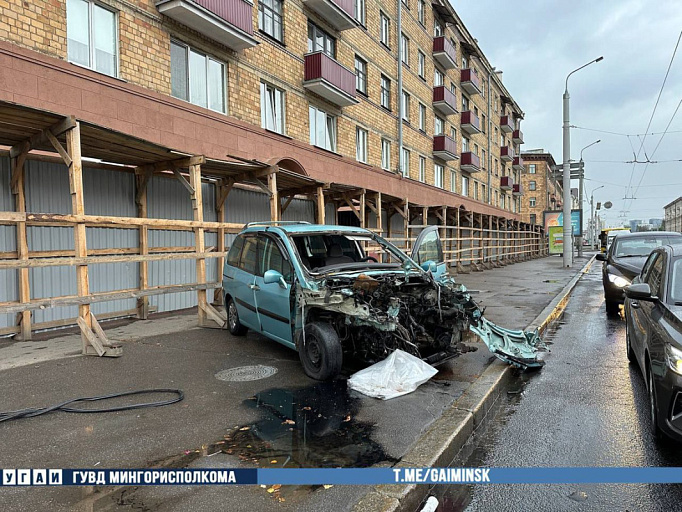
[230,235,261,330]
[253,235,295,348]
[411,225,446,279]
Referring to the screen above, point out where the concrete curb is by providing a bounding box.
[353,255,597,512]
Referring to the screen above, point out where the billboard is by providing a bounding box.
[543,209,583,236]
[548,226,564,254]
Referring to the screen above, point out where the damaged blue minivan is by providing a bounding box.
[223,221,543,380]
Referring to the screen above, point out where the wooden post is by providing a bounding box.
[135,172,149,319]
[316,186,325,224]
[11,154,31,340]
[190,164,207,326]
[214,179,227,305]
[375,193,382,234]
[360,191,366,228]
[268,169,279,221]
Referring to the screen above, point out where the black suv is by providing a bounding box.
[597,231,682,315]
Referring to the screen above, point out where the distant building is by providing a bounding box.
[664,198,682,233]
[519,150,562,226]
[629,219,641,232]
[649,218,663,228]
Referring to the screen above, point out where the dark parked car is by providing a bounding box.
[624,244,682,441]
[596,231,682,315]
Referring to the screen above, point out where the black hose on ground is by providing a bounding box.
[0,389,184,423]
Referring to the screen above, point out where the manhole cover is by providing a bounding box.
[215,365,278,382]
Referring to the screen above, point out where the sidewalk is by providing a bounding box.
[0,254,592,512]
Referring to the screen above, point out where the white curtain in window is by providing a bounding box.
[208,59,225,113]
[189,49,207,108]
[93,4,116,76]
[67,0,90,67]
[171,42,188,100]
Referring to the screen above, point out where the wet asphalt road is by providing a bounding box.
[440,263,682,512]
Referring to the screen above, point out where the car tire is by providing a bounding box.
[227,297,248,336]
[605,299,620,316]
[625,321,636,364]
[648,364,663,441]
[299,322,342,381]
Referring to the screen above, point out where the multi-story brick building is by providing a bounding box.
[664,197,682,233]
[519,150,563,226]
[0,0,525,214]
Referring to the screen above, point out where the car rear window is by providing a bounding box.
[227,235,244,267]
[613,236,682,258]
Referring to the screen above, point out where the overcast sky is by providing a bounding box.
[455,0,682,228]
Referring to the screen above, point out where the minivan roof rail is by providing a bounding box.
[244,221,312,228]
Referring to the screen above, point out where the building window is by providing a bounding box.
[260,82,285,134]
[434,19,443,37]
[402,91,410,122]
[381,139,391,171]
[434,163,444,188]
[481,149,486,169]
[355,56,367,94]
[401,33,409,65]
[474,143,479,155]
[501,194,505,209]
[494,158,498,176]
[450,126,456,140]
[354,0,365,25]
[418,0,425,25]
[435,116,444,135]
[530,214,536,225]
[462,175,469,196]
[481,184,486,202]
[529,164,536,174]
[418,50,425,78]
[434,68,444,86]
[419,156,426,182]
[356,127,368,163]
[67,0,118,77]
[258,0,283,42]
[462,95,469,112]
[401,148,410,177]
[308,22,335,57]
[481,114,486,134]
[474,182,479,200]
[529,180,536,191]
[381,75,391,110]
[529,197,536,207]
[462,54,468,69]
[380,12,390,47]
[309,105,336,151]
[419,103,426,131]
[171,41,226,113]
[462,136,469,152]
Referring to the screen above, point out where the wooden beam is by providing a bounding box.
[214,179,227,305]
[375,193,382,233]
[342,193,361,221]
[44,129,72,167]
[253,177,273,197]
[360,191,366,228]
[10,151,28,194]
[171,166,195,196]
[268,171,279,221]
[316,186,325,224]
[190,163,208,326]
[281,195,294,214]
[135,166,153,205]
[136,172,149,319]
[11,155,31,340]
[9,115,77,158]
[216,178,234,210]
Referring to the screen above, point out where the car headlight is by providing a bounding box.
[666,344,682,375]
[608,273,630,288]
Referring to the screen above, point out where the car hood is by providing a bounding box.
[611,256,648,278]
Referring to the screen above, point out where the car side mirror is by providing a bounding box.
[595,253,607,261]
[263,269,287,288]
[624,283,657,302]
[421,261,437,273]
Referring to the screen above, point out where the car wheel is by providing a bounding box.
[299,322,342,381]
[227,297,248,336]
[625,322,635,364]
[605,299,620,316]
[648,365,663,440]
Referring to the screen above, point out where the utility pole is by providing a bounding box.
[590,185,604,250]
[578,140,600,256]
[562,56,603,267]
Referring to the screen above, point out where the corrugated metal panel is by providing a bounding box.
[325,203,337,225]
[0,157,18,329]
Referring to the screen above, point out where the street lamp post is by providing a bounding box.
[590,185,604,250]
[578,139,601,256]
[562,56,603,267]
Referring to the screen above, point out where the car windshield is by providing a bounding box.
[290,232,412,273]
[613,235,682,258]
[671,257,682,304]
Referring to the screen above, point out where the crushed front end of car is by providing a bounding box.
[295,270,546,370]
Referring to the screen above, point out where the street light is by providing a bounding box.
[590,185,604,250]
[562,56,604,267]
[577,139,601,256]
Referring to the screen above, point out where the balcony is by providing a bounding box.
[433,135,458,161]
[433,36,457,69]
[303,52,358,107]
[513,156,524,171]
[500,176,513,190]
[433,86,458,116]
[500,146,514,162]
[460,68,482,95]
[512,183,522,196]
[460,152,481,173]
[500,115,514,133]
[460,111,481,135]
[156,0,258,51]
[302,0,357,31]
[512,129,524,144]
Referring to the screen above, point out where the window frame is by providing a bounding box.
[309,105,337,152]
[380,11,390,48]
[258,0,284,42]
[381,138,391,171]
[434,163,444,188]
[260,81,285,134]
[308,21,336,58]
[418,50,425,78]
[529,197,536,207]
[419,103,426,131]
[401,148,410,177]
[355,55,368,95]
[67,0,119,78]
[380,74,391,110]
[462,175,469,196]
[529,164,537,174]
[419,155,426,182]
[170,39,227,114]
[354,0,366,26]
[401,91,410,122]
[417,0,425,25]
[529,180,537,191]
[356,126,368,163]
[401,33,409,66]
